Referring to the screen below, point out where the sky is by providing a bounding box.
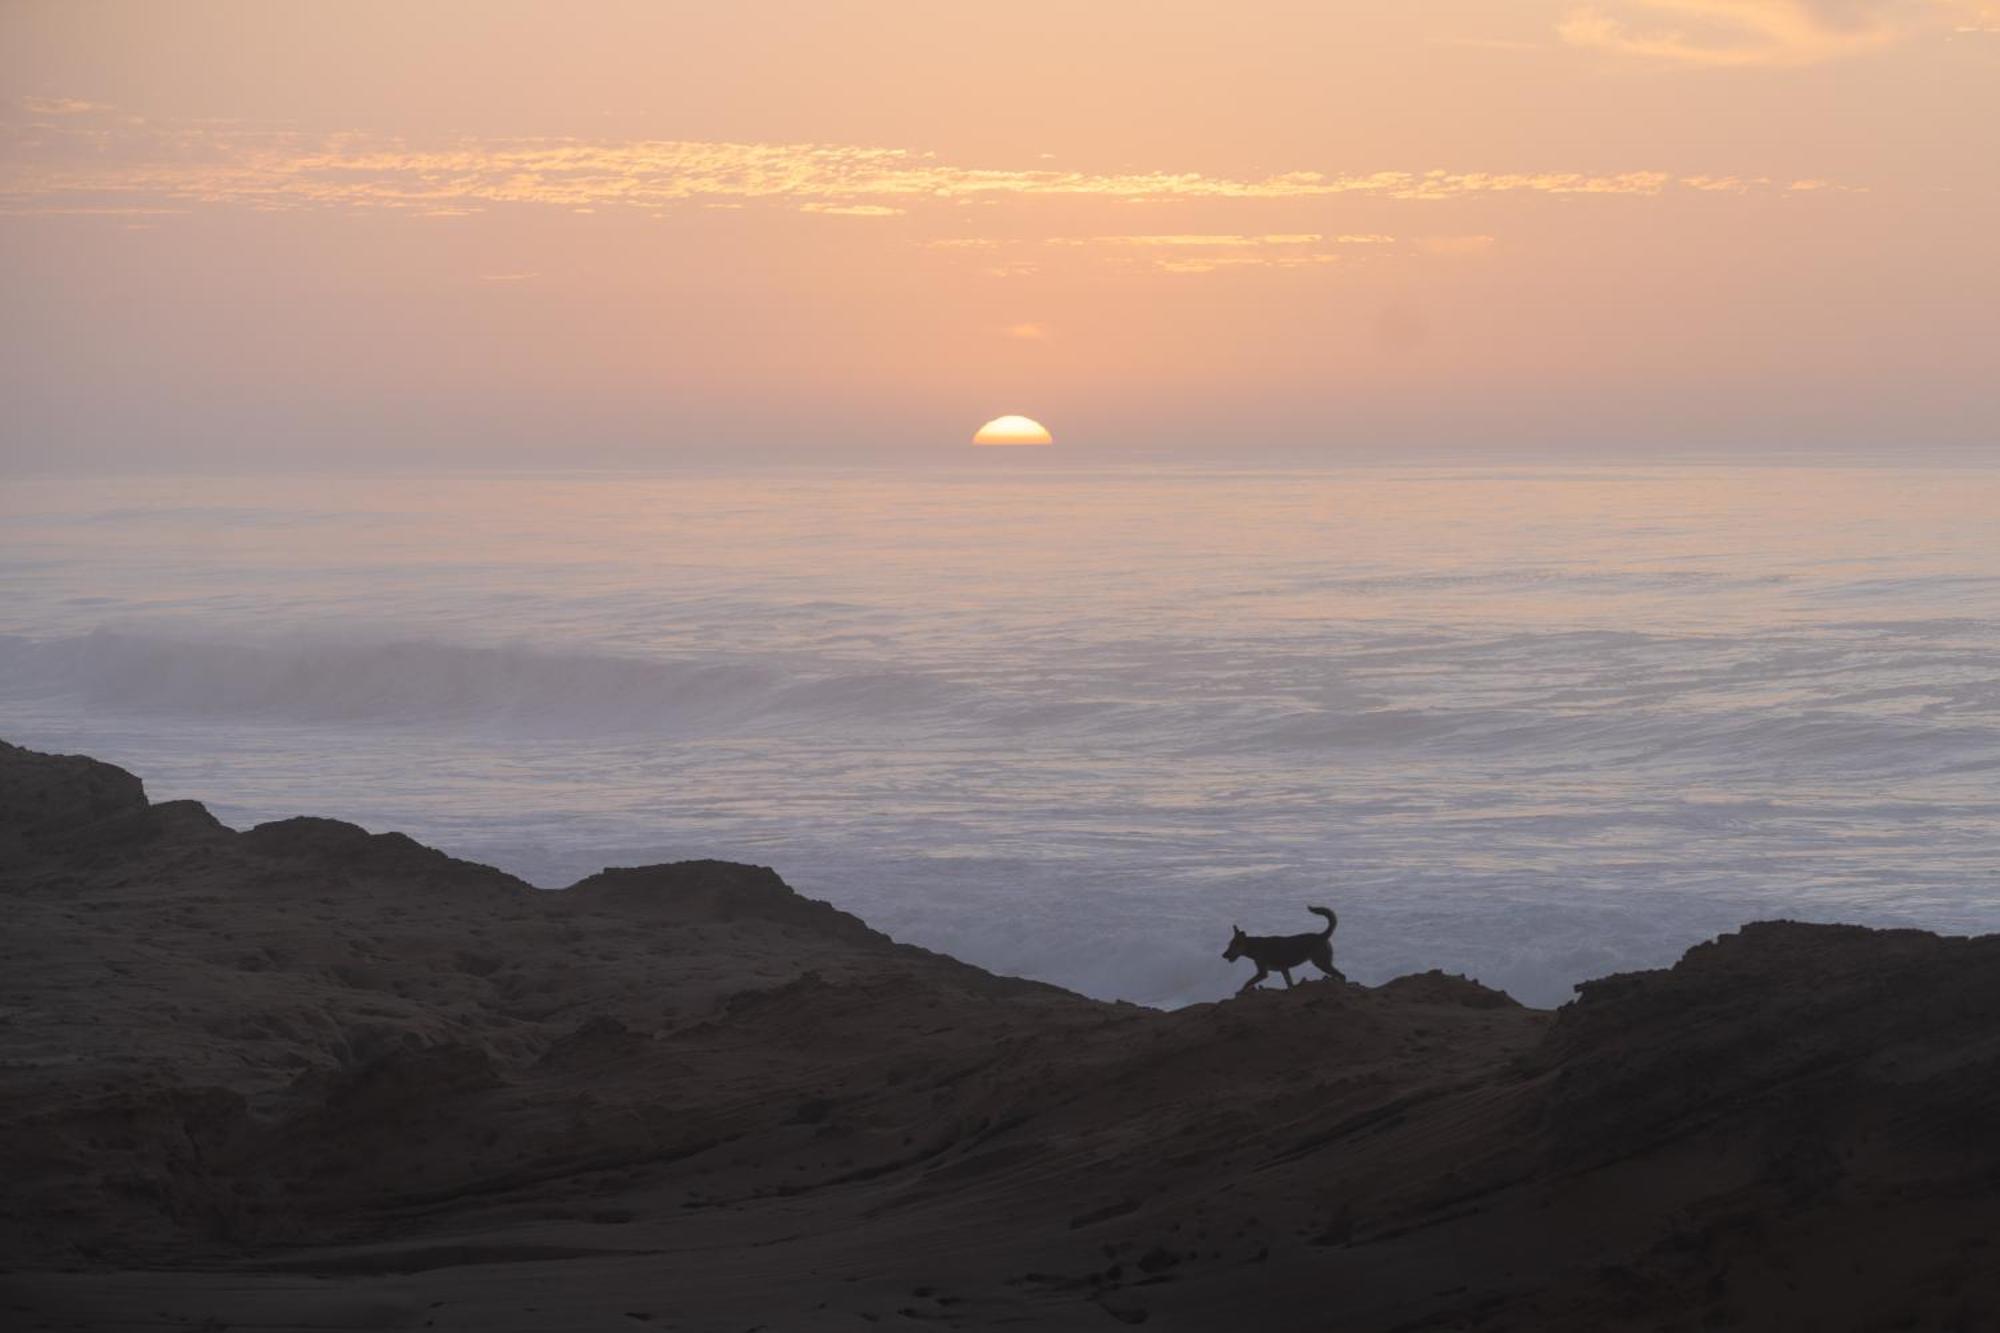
[2,0,1996,466]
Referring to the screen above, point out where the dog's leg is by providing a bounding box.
[1281,967,1295,988]
[1238,968,1268,996]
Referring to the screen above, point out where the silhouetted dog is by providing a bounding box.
[1223,906,1339,994]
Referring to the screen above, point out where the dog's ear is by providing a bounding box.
[1231,923,1242,936]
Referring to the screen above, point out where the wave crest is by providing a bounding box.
[0,631,957,736]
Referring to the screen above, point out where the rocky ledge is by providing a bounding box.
[2,740,1996,1331]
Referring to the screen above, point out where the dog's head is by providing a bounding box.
[1221,925,1246,961]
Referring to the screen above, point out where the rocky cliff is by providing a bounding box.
[3,740,1995,1330]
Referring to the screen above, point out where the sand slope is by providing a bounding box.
[3,740,1997,1330]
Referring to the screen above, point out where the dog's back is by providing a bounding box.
[1244,930,1327,969]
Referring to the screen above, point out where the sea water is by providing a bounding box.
[5,456,1999,1006]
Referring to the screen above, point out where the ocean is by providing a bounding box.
[6,455,1999,1006]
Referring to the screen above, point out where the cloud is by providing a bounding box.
[1414,234,1499,255]
[0,204,188,217]
[798,202,905,216]
[1558,0,1965,67]
[1679,174,1772,191]
[19,96,110,116]
[0,109,1809,220]
[1046,233,1335,273]
[1428,36,1549,52]
[1945,0,2000,27]
[1033,233,1430,274]
[1050,233,1333,248]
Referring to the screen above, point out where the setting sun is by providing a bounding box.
[972,415,1054,447]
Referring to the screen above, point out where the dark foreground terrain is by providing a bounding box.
[3,740,1998,1331]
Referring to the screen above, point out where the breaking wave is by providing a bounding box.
[8,459,2000,1008]
[0,630,962,737]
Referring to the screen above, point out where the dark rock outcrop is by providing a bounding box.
[0,738,147,852]
[4,740,1997,1331]
[563,859,888,944]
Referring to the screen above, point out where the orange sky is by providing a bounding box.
[3,1,1996,464]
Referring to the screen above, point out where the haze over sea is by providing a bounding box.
[6,454,1999,1006]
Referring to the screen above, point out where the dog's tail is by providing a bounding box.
[1307,905,1337,937]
